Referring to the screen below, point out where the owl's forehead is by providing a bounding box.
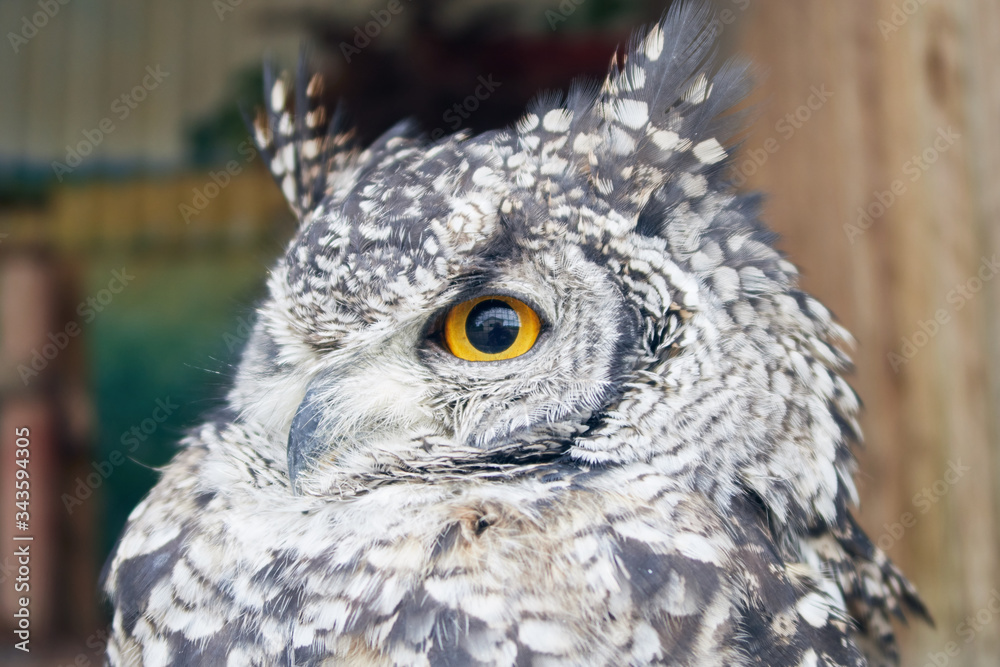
[283,128,634,303]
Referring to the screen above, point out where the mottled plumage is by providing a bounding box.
[104,4,927,665]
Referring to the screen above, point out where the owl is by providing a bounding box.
[102,4,928,666]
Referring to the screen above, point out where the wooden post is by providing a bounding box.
[0,253,59,642]
[727,1,1000,663]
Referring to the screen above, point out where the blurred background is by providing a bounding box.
[0,0,996,665]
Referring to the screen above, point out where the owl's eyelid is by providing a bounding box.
[424,288,550,338]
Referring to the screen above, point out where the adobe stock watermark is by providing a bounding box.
[55,627,111,667]
[888,254,999,372]
[844,126,960,244]
[876,459,968,552]
[179,137,258,223]
[704,0,751,35]
[730,84,833,188]
[921,589,1000,667]
[545,0,588,30]
[213,0,244,21]
[427,75,502,141]
[7,0,71,54]
[340,0,413,63]
[222,314,255,354]
[17,268,134,385]
[62,397,178,514]
[878,0,931,40]
[51,65,170,181]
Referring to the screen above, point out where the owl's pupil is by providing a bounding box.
[466,300,520,354]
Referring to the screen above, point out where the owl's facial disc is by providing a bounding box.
[285,294,543,489]
[279,242,639,493]
[282,290,551,491]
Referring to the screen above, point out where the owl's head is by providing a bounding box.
[231,3,860,538]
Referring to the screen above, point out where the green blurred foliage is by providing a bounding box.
[85,251,273,557]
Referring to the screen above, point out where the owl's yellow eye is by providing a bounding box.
[443,296,541,362]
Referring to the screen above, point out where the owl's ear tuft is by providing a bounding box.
[572,2,757,217]
[250,55,356,220]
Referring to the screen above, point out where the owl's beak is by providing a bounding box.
[286,384,328,491]
[284,359,437,490]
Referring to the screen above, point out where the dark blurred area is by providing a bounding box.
[1,1,998,665]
